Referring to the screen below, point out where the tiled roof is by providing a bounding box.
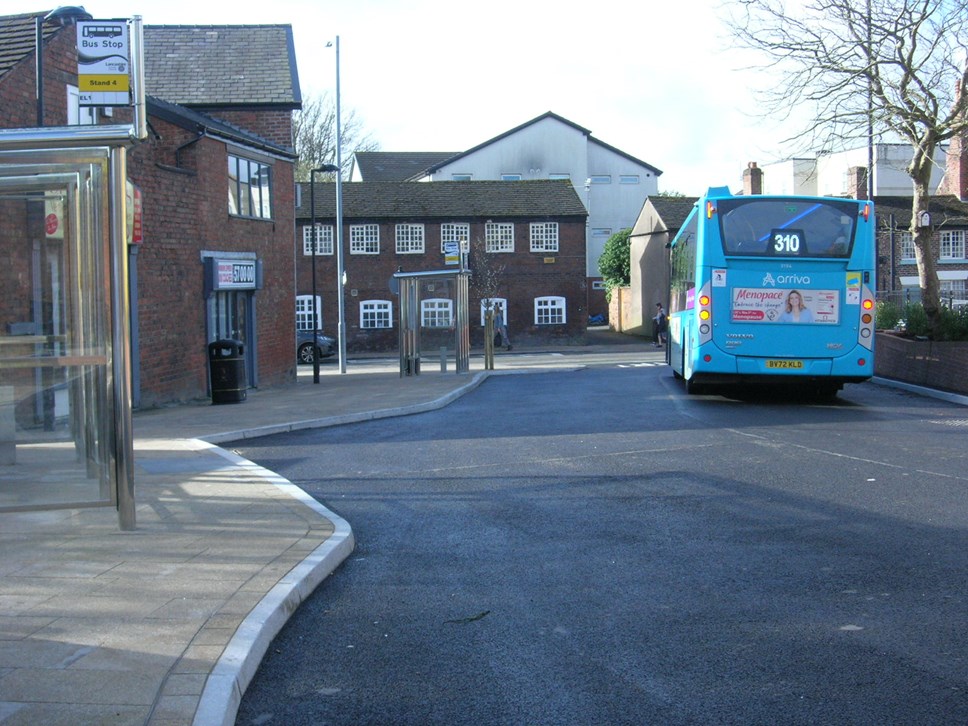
[0,11,58,81]
[143,25,300,108]
[646,196,699,230]
[873,195,968,227]
[354,151,460,181]
[297,180,588,220]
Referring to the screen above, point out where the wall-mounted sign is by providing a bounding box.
[76,20,130,107]
[204,257,262,292]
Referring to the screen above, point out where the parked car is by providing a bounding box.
[296,329,336,364]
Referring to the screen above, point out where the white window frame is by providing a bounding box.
[549,173,570,180]
[535,296,566,325]
[395,223,425,254]
[480,298,508,326]
[501,173,522,181]
[530,222,559,253]
[486,222,514,253]
[441,222,470,253]
[421,298,453,328]
[898,231,915,260]
[350,224,380,254]
[589,175,611,184]
[452,173,472,181]
[360,299,393,328]
[620,175,640,184]
[940,230,965,260]
[296,295,321,331]
[302,224,334,255]
[940,279,967,298]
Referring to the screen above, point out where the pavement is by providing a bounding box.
[0,331,655,726]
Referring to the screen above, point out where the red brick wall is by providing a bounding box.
[197,108,295,150]
[127,117,296,406]
[0,25,75,127]
[296,218,588,351]
[875,333,968,394]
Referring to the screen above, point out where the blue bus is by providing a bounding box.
[668,188,876,396]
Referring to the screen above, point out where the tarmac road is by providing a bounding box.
[233,362,968,726]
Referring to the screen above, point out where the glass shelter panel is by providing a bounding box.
[0,152,116,512]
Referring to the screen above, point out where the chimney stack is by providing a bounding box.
[939,80,967,200]
[743,161,763,195]
[847,166,869,200]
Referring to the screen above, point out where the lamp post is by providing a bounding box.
[329,35,347,374]
[310,164,338,384]
[36,6,93,126]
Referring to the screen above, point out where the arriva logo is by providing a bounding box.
[762,272,811,286]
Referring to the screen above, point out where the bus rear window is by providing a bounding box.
[718,198,858,258]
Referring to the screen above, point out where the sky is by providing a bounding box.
[10,0,808,196]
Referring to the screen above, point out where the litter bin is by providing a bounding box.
[208,339,246,404]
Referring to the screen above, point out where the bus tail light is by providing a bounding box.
[706,201,716,219]
[862,203,871,222]
[697,282,713,344]
[857,285,875,350]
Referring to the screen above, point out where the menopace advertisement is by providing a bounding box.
[731,287,839,324]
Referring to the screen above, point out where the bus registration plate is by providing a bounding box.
[766,360,803,369]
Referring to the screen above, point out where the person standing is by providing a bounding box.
[494,307,512,350]
[653,303,667,347]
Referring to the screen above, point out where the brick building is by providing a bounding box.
[0,13,301,407]
[295,180,589,352]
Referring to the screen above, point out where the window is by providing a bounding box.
[67,85,96,125]
[452,173,472,181]
[296,295,321,331]
[350,224,380,254]
[898,231,915,260]
[486,222,514,253]
[422,298,453,327]
[549,173,570,180]
[480,298,508,326]
[589,175,611,184]
[502,173,522,181]
[940,279,967,299]
[361,300,392,328]
[441,222,470,253]
[302,224,334,255]
[530,222,559,253]
[620,175,640,184]
[940,230,965,260]
[535,296,566,325]
[395,224,425,254]
[228,154,272,219]
[592,228,612,239]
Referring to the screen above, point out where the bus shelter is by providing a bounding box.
[393,269,471,376]
[0,18,146,530]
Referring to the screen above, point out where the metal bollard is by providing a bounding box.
[440,346,447,372]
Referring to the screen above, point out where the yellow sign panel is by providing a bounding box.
[79,74,130,92]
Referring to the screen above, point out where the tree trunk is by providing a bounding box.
[909,144,942,338]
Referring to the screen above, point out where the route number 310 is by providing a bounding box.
[771,229,803,255]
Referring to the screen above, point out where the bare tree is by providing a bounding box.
[725,0,968,336]
[468,236,506,370]
[293,92,379,181]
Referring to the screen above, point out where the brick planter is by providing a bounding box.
[875,332,968,395]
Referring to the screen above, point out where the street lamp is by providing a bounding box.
[327,36,347,374]
[310,164,338,384]
[36,6,93,126]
